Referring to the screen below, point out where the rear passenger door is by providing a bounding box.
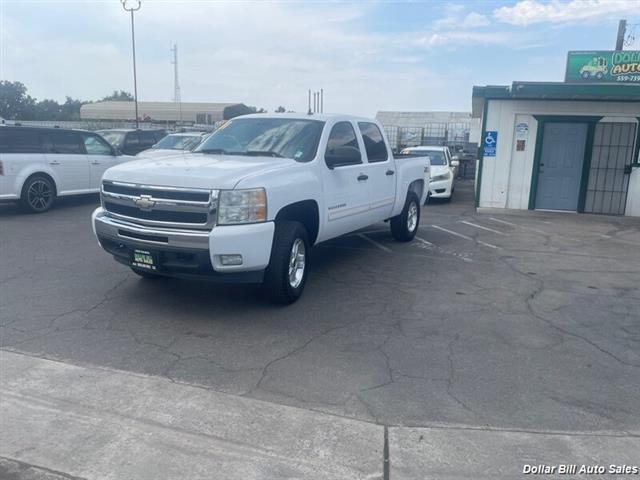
[42,131,90,193]
[358,122,396,221]
[320,121,372,240]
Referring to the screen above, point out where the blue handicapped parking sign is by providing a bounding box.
[483,131,498,157]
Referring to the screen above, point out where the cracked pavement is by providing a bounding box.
[1,183,640,435]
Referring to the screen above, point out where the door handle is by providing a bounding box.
[386,169,395,176]
[91,161,101,165]
[357,174,369,181]
[49,161,61,165]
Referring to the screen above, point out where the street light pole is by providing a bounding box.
[121,0,141,129]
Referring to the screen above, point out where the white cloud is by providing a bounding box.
[494,0,632,26]
[435,11,491,29]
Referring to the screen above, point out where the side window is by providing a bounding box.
[124,132,139,147]
[358,122,388,163]
[324,122,361,168]
[139,131,157,146]
[0,129,42,153]
[49,131,84,154]
[83,134,113,155]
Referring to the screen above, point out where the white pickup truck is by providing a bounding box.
[92,114,428,303]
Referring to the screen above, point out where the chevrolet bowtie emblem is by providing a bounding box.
[134,195,156,210]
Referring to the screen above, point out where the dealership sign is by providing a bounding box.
[565,50,640,83]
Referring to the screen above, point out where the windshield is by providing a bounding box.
[195,118,324,162]
[421,150,446,165]
[154,134,203,151]
[98,131,125,146]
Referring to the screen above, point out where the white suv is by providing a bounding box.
[0,126,134,212]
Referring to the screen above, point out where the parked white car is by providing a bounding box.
[0,126,134,212]
[92,113,429,303]
[136,132,209,159]
[400,146,458,201]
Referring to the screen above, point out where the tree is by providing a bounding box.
[34,99,62,120]
[101,90,134,102]
[247,105,267,114]
[275,106,286,113]
[0,81,36,119]
[60,96,85,120]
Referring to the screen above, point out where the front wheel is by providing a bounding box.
[390,192,420,242]
[263,221,310,304]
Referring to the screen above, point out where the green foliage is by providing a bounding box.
[247,105,267,114]
[0,81,36,120]
[0,82,131,121]
[275,106,286,113]
[101,90,134,102]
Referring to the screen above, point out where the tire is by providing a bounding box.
[390,192,420,242]
[131,268,162,279]
[20,174,56,213]
[263,221,310,304]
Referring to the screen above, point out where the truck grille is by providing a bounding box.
[101,180,217,230]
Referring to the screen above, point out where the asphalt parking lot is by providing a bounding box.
[2,181,640,476]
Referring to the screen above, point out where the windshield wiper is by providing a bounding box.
[243,150,285,158]
[197,148,228,154]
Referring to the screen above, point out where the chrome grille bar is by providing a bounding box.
[101,180,217,230]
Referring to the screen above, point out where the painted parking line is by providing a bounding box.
[414,236,434,246]
[489,217,548,235]
[460,220,508,236]
[428,225,499,250]
[357,233,392,252]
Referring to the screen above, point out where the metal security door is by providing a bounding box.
[583,123,637,215]
[535,123,588,211]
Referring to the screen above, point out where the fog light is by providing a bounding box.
[220,254,243,266]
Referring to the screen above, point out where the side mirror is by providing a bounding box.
[325,146,361,169]
[451,160,460,167]
[113,147,122,156]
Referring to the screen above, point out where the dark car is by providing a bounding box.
[96,129,167,156]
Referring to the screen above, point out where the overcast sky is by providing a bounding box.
[1,0,637,116]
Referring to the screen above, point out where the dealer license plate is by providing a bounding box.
[132,249,158,271]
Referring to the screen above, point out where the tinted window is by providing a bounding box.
[0,129,43,153]
[326,122,361,156]
[358,122,387,162]
[83,134,113,155]
[196,118,324,162]
[47,131,84,154]
[124,132,139,146]
[139,131,157,146]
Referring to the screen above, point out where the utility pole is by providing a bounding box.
[171,43,182,123]
[121,0,141,129]
[616,19,627,50]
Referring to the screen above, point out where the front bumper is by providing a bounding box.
[429,179,453,198]
[92,208,274,283]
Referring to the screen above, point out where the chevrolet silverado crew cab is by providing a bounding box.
[92,114,428,303]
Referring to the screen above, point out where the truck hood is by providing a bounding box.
[135,149,190,159]
[103,153,296,190]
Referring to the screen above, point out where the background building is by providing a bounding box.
[81,101,253,125]
[473,82,640,217]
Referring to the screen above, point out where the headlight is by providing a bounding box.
[431,172,450,182]
[217,188,267,225]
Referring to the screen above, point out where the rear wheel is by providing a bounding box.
[390,192,420,242]
[263,221,309,304]
[20,175,56,213]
